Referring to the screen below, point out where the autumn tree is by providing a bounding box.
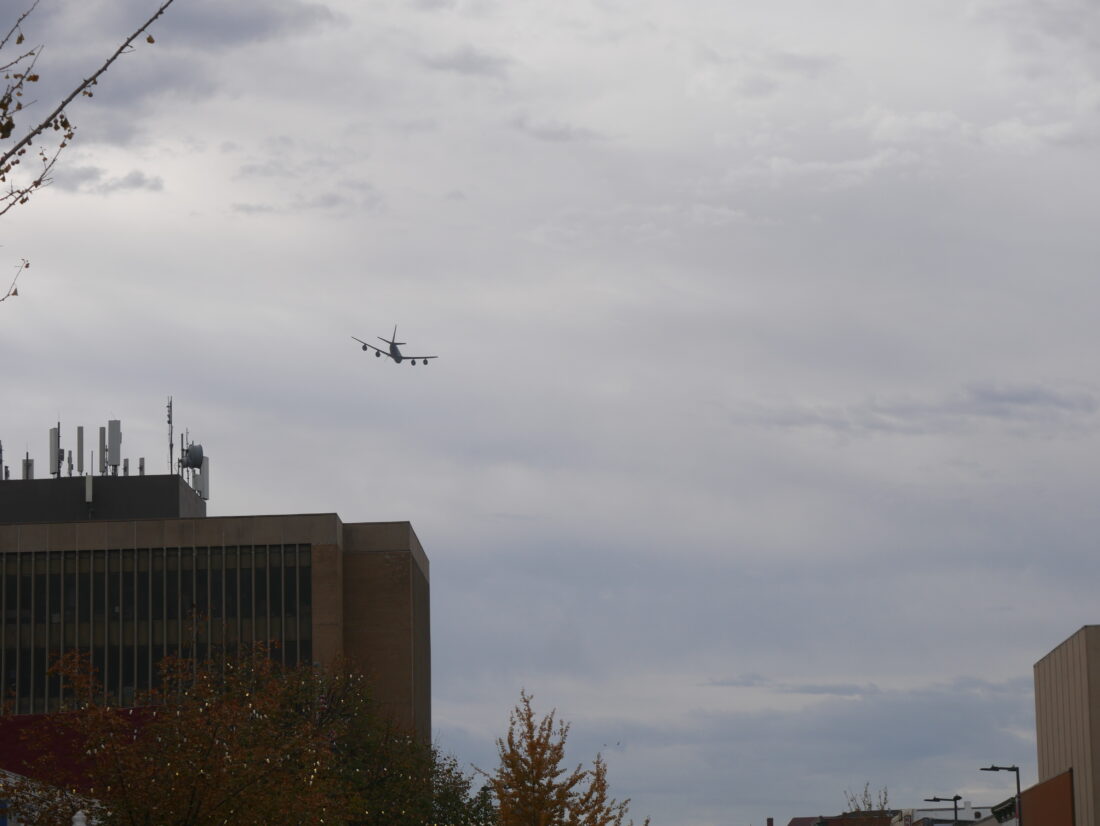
[0,647,355,825]
[0,647,496,826]
[481,690,649,826]
[0,0,177,302]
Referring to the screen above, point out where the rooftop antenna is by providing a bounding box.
[167,396,173,474]
[107,419,121,476]
[49,422,61,478]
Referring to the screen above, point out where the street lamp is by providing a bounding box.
[925,795,962,825]
[981,765,1021,826]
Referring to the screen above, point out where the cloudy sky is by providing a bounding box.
[4,0,1100,822]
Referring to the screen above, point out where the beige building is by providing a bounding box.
[0,504,430,740]
[1034,625,1100,826]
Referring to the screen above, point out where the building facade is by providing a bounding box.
[1034,625,1100,826]
[0,505,430,740]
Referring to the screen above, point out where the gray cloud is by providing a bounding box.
[236,161,294,180]
[730,383,1098,437]
[705,677,882,698]
[99,169,164,193]
[421,45,511,76]
[231,202,278,215]
[70,0,341,49]
[11,0,339,149]
[229,185,380,216]
[512,114,603,143]
[51,165,163,194]
[768,50,839,78]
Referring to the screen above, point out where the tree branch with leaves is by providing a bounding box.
[0,0,178,302]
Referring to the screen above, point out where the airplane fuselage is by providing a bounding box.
[390,343,403,363]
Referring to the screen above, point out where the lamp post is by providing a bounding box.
[925,795,962,825]
[981,765,1021,826]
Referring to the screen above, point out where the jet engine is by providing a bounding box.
[362,343,368,351]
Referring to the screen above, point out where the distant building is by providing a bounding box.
[787,808,897,826]
[0,448,430,740]
[892,801,992,825]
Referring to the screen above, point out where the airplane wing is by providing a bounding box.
[351,336,395,360]
[402,355,439,361]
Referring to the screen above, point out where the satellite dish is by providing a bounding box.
[182,443,204,469]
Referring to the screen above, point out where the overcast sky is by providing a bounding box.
[3,0,1100,823]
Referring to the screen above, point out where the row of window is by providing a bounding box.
[2,639,316,709]
[1,546,311,623]
[0,545,314,714]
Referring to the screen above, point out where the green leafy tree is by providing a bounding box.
[482,690,648,826]
[431,750,497,826]
[333,695,497,825]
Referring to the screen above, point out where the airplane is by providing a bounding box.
[351,326,438,365]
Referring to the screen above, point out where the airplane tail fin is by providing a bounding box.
[378,325,407,346]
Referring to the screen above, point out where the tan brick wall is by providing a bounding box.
[341,521,431,741]
[310,542,345,665]
[1035,625,1100,826]
[0,513,429,739]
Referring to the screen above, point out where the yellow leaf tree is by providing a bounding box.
[483,690,649,826]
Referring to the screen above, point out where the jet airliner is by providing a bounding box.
[352,326,438,365]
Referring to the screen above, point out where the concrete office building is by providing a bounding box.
[0,470,430,740]
[1034,625,1100,826]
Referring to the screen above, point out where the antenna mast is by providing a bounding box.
[167,396,173,474]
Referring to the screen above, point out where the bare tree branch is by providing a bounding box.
[0,0,38,53]
[0,0,177,221]
[0,257,27,302]
[0,0,179,301]
[0,0,177,170]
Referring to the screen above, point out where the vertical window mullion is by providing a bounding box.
[43,550,49,713]
[58,550,65,709]
[117,551,123,704]
[147,547,154,693]
[294,545,301,667]
[0,552,5,709]
[15,553,22,713]
[235,546,242,654]
[30,551,37,713]
[265,546,271,649]
[103,550,110,706]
